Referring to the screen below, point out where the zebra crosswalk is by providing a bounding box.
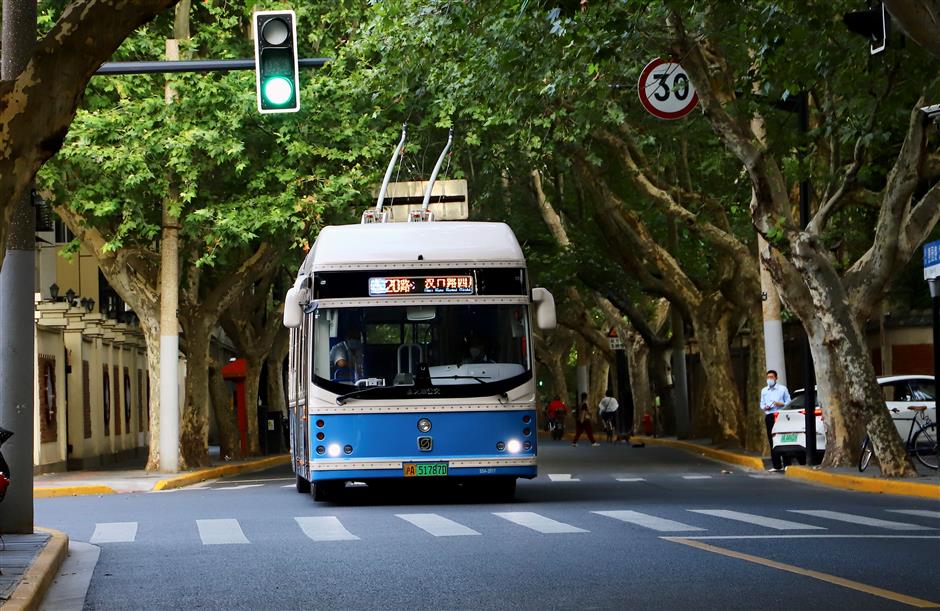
[82,506,939,546]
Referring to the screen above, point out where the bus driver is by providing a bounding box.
[330,327,364,382]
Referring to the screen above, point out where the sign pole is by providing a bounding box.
[931,278,939,468]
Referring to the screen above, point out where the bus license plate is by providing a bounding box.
[780,433,799,443]
[403,462,448,477]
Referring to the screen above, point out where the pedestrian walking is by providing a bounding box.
[760,369,791,472]
[546,395,568,440]
[598,389,619,443]
[572,392,599,447]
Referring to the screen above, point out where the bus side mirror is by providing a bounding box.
[532,287,556,330]
[283,286,302,328]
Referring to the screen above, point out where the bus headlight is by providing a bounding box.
[507,439,522,454]
[327,443,341,457]
[417,418,432,433]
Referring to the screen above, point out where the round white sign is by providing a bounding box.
[637,59,699,120]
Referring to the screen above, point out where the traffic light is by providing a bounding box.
[843,2,889,55]
[253,10,300,113]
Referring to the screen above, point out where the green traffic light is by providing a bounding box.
[262,76,294,106]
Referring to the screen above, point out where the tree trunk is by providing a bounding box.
[265,326,289,416]
[804,305,914,475]
[140,317,164,470]
[743,304,769,454]
[178,321,211,468]
[243,355,263,455]
[690,298,743,447]
[208,361,240,459]
[627,335,654,434]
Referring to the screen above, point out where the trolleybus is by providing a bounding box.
[282,131,556,502]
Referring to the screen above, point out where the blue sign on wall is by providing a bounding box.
[925,240,940,280]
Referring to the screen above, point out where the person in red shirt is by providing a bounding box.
[546,395,568,440]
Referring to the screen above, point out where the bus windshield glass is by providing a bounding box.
[312,304,531,398]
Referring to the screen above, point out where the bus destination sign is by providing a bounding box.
[369,275,475,296]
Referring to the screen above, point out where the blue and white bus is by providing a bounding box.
[282,218,557,501]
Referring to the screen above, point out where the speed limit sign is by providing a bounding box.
[637,59,698,120]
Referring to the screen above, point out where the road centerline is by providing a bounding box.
[662,536,940,608]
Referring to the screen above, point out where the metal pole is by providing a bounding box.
[615,349,633,439]
[799,92,818,467]
[930,278,939,468]
[0,0,37,534]
[94,57,331,76]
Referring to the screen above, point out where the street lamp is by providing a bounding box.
[85,298,95,313]
[65,288,76,307]
[49,282,59,302]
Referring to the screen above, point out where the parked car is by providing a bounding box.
[771,375,936,466]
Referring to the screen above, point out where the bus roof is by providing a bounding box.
[300,221,526,273]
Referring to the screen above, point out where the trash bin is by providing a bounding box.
[259,407,284,455]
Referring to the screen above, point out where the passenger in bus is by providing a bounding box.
[330,327,364,382]
[461,336,494,364]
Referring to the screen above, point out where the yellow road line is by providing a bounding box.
[663,536,940,608]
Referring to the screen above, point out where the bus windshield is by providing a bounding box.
[311,303,531,398]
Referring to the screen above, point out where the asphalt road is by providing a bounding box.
[35,441,940,610]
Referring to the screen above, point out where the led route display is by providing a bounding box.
[369,275,475,296]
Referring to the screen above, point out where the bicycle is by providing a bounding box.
[859,405,937,471]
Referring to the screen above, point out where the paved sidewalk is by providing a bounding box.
[34,454,290,497]
[633,435,940,499]
[0,529,69,611]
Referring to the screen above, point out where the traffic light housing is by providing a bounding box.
[843,2,889,55]
[254,10,300,113]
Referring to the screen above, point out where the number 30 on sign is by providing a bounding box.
[637,59,698,120]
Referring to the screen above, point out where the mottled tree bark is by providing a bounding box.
[208,361,240,459]
[0,0,179,270]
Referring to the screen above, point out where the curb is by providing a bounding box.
[3,528,69,611]
[152,454,290,491]
[631,436,767,471]
[785,465,940,500]
[33,485,116,499]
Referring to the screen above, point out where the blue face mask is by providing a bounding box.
[766,378,776,388]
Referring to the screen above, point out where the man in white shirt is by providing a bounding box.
[598,389,620,443]
[760,369,791,472]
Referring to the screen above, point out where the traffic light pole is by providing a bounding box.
[94,57,329,76]
[0,0,37,535]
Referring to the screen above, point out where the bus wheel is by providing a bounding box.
[296,473,310,494]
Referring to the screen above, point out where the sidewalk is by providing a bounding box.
[632,435,940,500]
[34,453,290,497]
[0,529,69,611]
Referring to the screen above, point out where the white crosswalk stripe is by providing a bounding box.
[689,510,824,531]
[197,519,249,544]
[295,516,359,541]
[615,478,646,482]
[547,473,580,482]
[212,484,264,491]
[887,509,940,520]
[594,510,705,532]
[789,510,937,531]
[682,475,712,480]
[397,513,481,537]
[494,512,587,534]
[90,522,138,544]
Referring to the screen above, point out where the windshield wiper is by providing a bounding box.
[335,385,392,405]
[430,375,492,384]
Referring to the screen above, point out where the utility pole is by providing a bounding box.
[0,0,37,534]
[159,35,182,473]
[759,236,788,386]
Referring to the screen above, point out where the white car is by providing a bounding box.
[771,375,936,466]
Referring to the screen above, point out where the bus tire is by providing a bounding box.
[296,473,310,494]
